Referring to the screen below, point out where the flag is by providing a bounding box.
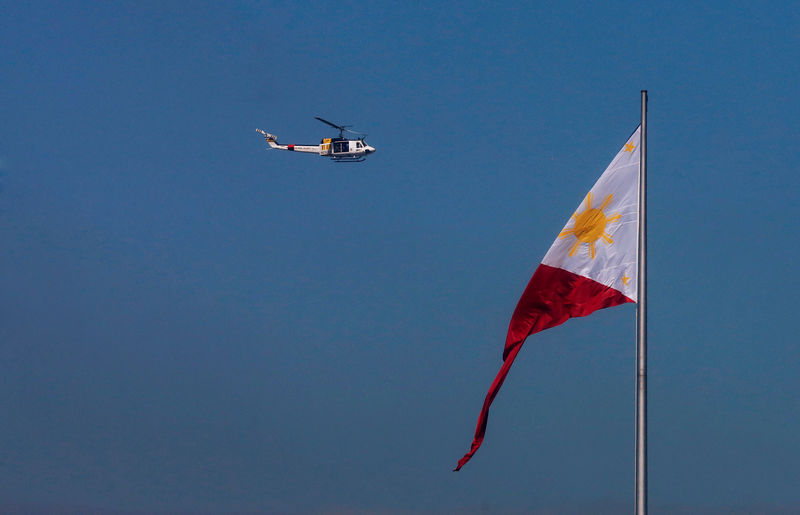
[454,126,641,471]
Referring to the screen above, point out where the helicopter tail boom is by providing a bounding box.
[256,129,320,154]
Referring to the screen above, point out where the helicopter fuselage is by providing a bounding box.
[256,119,375,162]
[319,137,375,161]
[259,134,375,162]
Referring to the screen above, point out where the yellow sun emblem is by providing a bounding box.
[559,192,621,259]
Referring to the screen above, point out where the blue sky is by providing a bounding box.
[1,1,799,513]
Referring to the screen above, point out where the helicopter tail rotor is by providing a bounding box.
[256,128,278,142]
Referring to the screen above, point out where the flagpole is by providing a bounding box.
[635,90,648,515]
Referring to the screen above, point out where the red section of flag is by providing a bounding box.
[454,264,633,471]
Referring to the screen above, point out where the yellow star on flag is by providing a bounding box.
[624,142,636,153]
[622,275,630,285]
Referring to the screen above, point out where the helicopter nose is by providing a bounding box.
[366,146,376,153]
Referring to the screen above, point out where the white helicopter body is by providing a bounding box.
[257,117,375,162]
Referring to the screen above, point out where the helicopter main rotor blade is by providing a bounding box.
[314,116,345,131]
[342,127,367,137]
[315,116,367,138]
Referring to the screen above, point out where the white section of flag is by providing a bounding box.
[542,126,640,301]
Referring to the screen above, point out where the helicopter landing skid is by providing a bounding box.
[331,157,366,163]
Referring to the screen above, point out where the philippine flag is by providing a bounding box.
[455,126,641,471]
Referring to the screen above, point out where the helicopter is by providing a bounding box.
[257,117,376,162]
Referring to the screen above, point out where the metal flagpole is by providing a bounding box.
[635,90,648,515]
